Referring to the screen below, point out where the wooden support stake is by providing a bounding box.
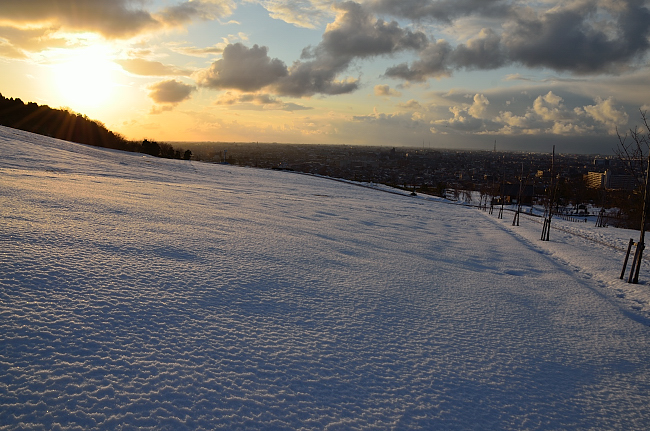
[632,242,645,284]
[628,243,642,283]
[540,218,549,241]
[621,238,634,280]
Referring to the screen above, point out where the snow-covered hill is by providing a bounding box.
[1,126,649,430]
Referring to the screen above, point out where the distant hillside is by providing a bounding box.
[0,93,139,152]
[0,93,190,159]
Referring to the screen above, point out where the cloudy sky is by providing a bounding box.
[1,0,649,153]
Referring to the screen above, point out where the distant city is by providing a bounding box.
[182,142,633,205]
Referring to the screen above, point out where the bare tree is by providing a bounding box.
[615,110,650,188]
[462,189,472,204]
[451,184,460,201]
[616,110,650,283]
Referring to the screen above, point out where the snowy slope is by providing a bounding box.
[1,126,649,430]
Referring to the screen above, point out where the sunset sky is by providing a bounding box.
[1,0,649,153]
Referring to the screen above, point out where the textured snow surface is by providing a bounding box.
[1,126,650,430]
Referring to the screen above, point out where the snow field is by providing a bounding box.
[1,126,649,430]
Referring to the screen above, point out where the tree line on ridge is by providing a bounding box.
[0,93,190,160]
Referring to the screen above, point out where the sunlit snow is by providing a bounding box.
[1,126,650,429]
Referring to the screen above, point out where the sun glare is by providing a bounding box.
[52,46,117,111]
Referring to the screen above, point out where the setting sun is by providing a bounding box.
[52,46,117,111]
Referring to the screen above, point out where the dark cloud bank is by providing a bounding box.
[0,0,233,50]
[197,2,428,97]
[1,0,647,100]
[196,0,650,97]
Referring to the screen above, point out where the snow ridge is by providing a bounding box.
[1,126,650,430]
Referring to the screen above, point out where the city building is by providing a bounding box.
[586,170,636,190]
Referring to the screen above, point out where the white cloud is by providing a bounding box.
[495,111,532,129]
[582,97,629,133]
[374,84,401,97]
[551,122,588,135]
[256,0,333,29]
[195,43,288,92]
[215,92,313,111]
[468,94,490,119]
[116,58,192,76]
[147,79,196,112]
[398,99,422,110]
[533,91,567,122]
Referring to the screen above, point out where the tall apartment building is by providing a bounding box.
[586,170,637,190]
